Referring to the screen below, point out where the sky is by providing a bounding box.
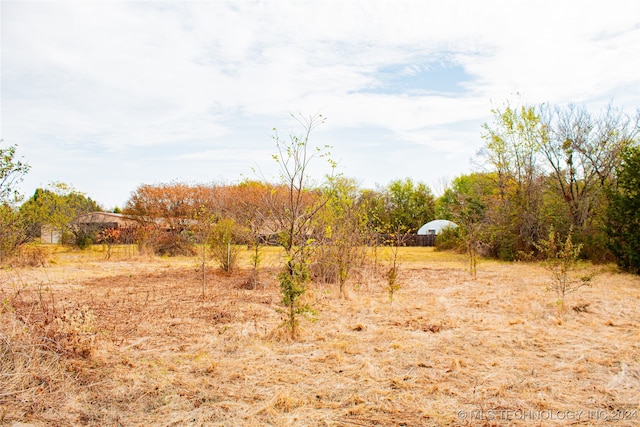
[2,0,639,209]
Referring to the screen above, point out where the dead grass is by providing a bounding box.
[1,246,639,426]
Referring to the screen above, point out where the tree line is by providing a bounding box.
[1,101,639,277]
[437,102,639,270]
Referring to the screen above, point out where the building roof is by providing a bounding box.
[417,219,458,235]
[74,212,138,227]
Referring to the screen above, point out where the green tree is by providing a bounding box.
[480,102,546,259]
[437,173,493,276]
[208,218,241,273]
[20,183,102,245]
[385,178,435,233]
[607,145,640,274]
[1,141,30,204]
[0,142,30,261]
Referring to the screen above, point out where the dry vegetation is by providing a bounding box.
[1,246,639,426]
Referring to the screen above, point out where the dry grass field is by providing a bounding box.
[1,246,639,426]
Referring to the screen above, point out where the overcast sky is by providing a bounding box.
[2,0,639,209]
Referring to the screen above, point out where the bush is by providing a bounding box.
[535,227,591,315]
[154,230,196,257]
[573,227,615,264]
[208,219,241,272]
[71,224,101,249]
[0,284,94,420]
[10,243,51,267]
[435,227,463,252]
[0,203,28,263]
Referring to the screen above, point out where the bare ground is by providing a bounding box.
[1,247,639,426]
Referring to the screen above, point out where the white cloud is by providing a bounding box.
[2,0,638,208]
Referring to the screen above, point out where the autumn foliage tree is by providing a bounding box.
[124,183,217,256]
[473,100,638,261]
[538,104,639,260]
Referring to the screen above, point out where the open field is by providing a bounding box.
[1,246,639,426]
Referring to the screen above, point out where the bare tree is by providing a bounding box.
[538,103,639,229]
[268,113,332,338]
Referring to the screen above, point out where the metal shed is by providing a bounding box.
[417,219,458,236]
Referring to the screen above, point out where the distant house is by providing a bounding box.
[73,212,139,230]
[71,212,139,243]
[38,213,138,245]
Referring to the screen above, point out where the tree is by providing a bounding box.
[124,183,216,256]
[208,218,241,273]
[1,141,30,204]
[535,227,591,319]
[437,173,493,277]
[537,104,639,260]
[480,102,546,259]
[606,145,640,274]
[125,182,214,226]
[191,206,216,297]
[538,104,639,229]
[385,178,435,233]
[0,142,30,262]
[20,183,102,245]
[385,225,411,302]
[269,113,332,338]
[0,203,28,262]
[313,176,367,298]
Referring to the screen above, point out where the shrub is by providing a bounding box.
[0,284,94,420]
[0,203,28,263]
[535,227,591,314]
[10,243,51,267]
[208,218,241,272]
[277,259,315,335]
[155,231,196,256]
[435,227,462,252]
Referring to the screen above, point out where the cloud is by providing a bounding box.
[2,0,638,208]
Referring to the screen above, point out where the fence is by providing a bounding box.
[406,234,436,247]
[366,233,437,247]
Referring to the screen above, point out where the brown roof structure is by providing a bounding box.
[73,212,139,229]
